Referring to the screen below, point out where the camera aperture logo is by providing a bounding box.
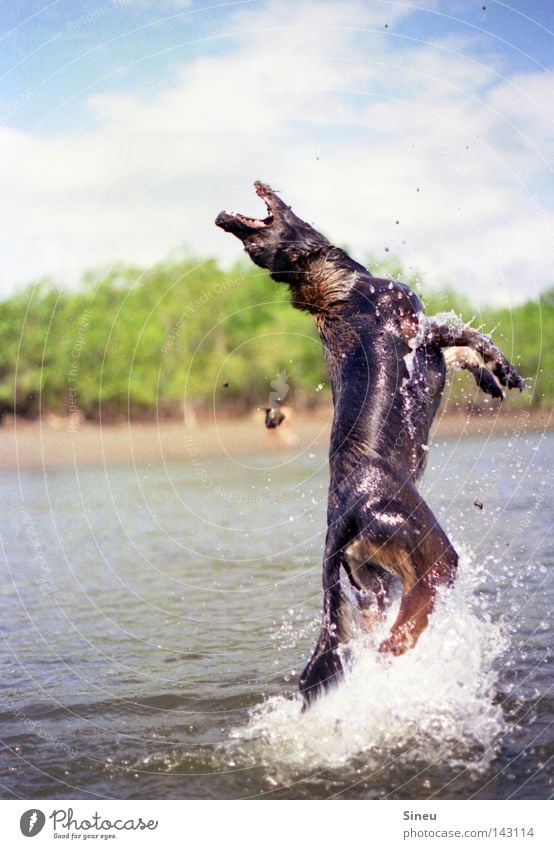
[20,809,46,837]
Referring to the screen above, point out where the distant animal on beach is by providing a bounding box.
[216,181,524,707]
[264,404,298,447]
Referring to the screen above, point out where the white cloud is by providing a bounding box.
[0,0,553,305]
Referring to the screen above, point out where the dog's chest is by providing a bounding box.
[290,257,355,314]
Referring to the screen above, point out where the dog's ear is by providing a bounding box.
[284,242,326,264]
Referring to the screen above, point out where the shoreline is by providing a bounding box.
[1,407,552,471]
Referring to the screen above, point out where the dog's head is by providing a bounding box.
[215,182,330,278]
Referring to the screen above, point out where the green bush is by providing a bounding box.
[0,254,549,420]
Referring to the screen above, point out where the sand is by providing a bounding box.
[1,406,551,471]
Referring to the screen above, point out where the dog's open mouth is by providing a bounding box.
[215,181,277,235]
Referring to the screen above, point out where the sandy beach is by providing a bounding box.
[1,405,551,470]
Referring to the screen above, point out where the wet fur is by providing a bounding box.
[216,183,524,706]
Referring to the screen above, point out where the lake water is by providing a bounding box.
[1,431,553,799]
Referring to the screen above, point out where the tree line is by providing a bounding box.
[0,252,551,422]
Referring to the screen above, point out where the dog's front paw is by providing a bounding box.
[491,353,525,391]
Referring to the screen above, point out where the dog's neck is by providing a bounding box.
[285,247,368,315]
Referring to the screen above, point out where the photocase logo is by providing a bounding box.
[268,370,290,407]
[20,809,45,837]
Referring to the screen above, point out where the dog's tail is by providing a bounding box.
[299,543,352,709]
[299,580,353,708]
[299,632,345,709]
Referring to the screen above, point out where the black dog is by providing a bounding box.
[216,182,524,706]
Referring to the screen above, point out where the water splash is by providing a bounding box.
[232,548,508,773]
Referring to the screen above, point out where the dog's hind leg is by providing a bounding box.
[299,530,351,707]
[343,559,392,633]
[374,519,457,656]
[350,488,458,658]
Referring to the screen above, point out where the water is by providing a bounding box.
[1,431,552,799]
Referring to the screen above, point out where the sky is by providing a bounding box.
[1,0,553,305]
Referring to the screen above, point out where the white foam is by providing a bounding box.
[232,548,508,773]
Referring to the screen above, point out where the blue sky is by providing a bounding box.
[1,0,553,303]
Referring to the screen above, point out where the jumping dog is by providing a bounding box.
[216,182,524,706]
